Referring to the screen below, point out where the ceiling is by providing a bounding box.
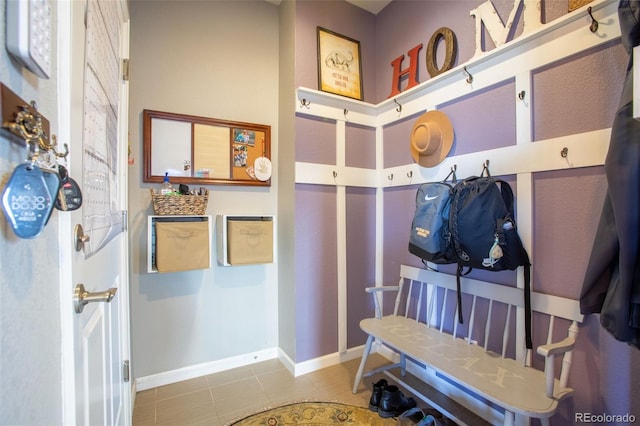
[345,0,393,14]
[265,0,393,15]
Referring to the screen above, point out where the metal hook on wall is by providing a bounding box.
[388,173,394,185]
[394,99,402,114]
[444,164,457,182]
[51,135,69,161]
[561,146,574,167]
[299,98,310,108]
[4,101,49,151]
[518,90,526,101]
[587,7,599,33]
[482,160,491,177]
[463,66,473,84]
[407,170,413,184]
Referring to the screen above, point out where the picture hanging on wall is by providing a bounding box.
[317,26,363,101]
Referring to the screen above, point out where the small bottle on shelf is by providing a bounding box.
[160,172,174,195]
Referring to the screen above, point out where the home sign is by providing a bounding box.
[389,0,546,97]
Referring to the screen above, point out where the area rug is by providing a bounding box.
[228,401,397,425]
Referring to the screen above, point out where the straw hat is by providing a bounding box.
[409,110,454,168]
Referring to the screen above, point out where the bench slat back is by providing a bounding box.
[392,265,583,360]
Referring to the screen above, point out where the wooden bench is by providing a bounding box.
[352,264,582,426]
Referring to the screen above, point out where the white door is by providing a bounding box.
[58,0,131,425]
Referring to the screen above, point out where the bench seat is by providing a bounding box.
[361,315,571,416]
[353,265,582,426]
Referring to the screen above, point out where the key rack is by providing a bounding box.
[0,82,68,165]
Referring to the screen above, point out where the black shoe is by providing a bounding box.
[368,379,388,412]
[378,385,417,418]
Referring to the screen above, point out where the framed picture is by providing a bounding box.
[143,109,271,186]
[317,26,363,101]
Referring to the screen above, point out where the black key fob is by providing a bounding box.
[55,177,83,211]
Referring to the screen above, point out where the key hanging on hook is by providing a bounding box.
[2,146,57,238]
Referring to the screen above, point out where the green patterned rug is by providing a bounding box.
[229,401,397,425]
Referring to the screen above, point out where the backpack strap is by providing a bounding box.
[456,264,464,324]
[456,255,532,350]
[523,255,533,350]
[455,264,472,324]
[496,179,515,215]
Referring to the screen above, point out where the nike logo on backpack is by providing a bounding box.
[425,194,439,201]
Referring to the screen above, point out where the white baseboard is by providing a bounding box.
[134,347,279,391]
[133,345,367,392]
[292,346,364,377]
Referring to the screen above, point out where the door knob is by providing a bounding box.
[74,283,117,314]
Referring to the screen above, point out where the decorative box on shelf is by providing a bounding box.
[147,215,212,273]
[149,188,209,215]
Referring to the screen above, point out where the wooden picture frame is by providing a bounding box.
[317,27,363,101]
[143,109,271,186]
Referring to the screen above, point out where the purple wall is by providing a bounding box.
[346,187,377,348]
[294,1,640,422]
[295,1,377,103]
[441,80,516,155]
[346,123,376,168]
[532,39,626,141]
[383,115,416,168]
[295,115,336,164]
[295,184,338,362]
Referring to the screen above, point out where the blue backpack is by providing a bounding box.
[408,181,456,265]
[409,167,532,349]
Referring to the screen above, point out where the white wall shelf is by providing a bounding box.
[216,215,275,266]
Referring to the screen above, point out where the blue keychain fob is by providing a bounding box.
[1,163,55,238]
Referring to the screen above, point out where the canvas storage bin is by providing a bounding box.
[155,221,210,272]
[227,218,273,265]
